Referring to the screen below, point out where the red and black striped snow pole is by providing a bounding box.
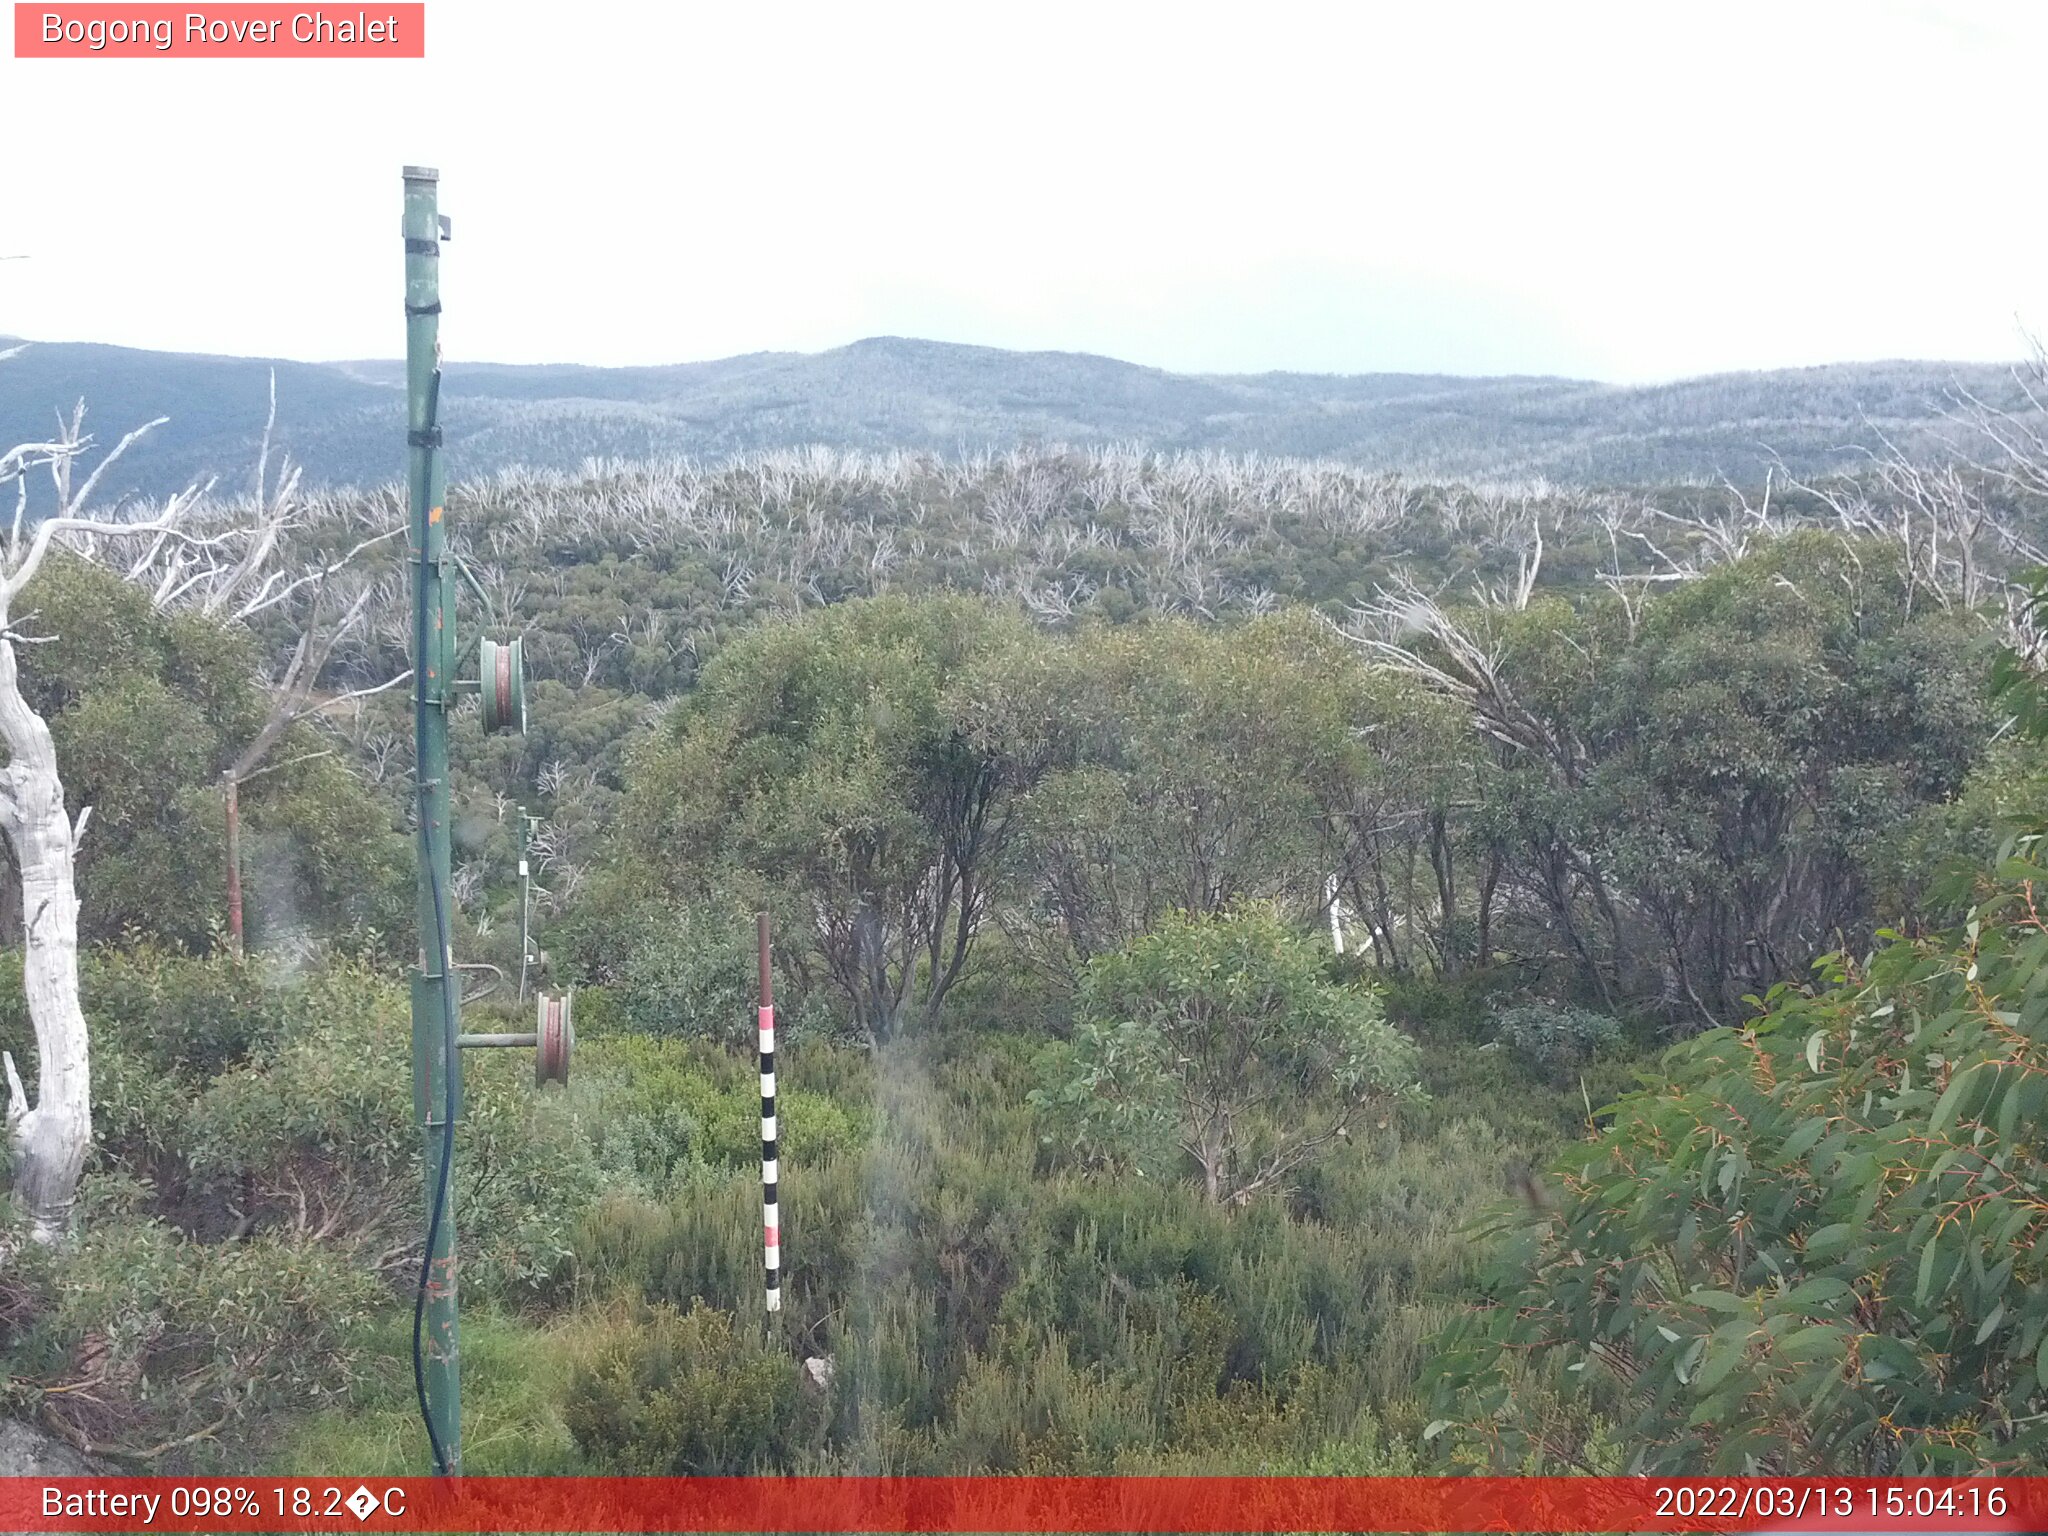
[757,912,781,1312]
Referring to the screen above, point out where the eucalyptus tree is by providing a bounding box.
[1003,612,1363,970]
[1581,533,1990,1020]
[1351,532,1991,1022]
[621,593,1056,1045]
[8,553,411,956]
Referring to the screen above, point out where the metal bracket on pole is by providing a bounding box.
[457,990,574,1086]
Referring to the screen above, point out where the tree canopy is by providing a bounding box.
[14,555,408,955]
[620,593,1054,1044]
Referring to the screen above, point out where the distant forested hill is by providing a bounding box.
[0,333,2026,500]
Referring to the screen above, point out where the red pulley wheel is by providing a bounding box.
[478,637,526,736]
[536,991,573,1086]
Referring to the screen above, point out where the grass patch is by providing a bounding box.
[267,1307,597,1475]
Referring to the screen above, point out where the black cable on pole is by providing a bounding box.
[409,365,458,1478]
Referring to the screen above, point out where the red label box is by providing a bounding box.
[14,3,425,56]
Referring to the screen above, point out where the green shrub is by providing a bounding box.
[8,1210,381,1464]
[563,1301,810,1473]
[1489,1001,1623,1084]
[609,905,757,1044]
[1428,854,2048,1473]
[0,946,296,1168]
[571,1034,867,1192]
[934,1329,1155,1472]
[7,952,607,1299]
[1373,968,1520,1044]
[1037,907,1421,1204]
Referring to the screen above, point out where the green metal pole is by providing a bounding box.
[404,164,461,1476]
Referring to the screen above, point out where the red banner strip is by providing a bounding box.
[3,1477,2045,1532]
[14,4,425,58]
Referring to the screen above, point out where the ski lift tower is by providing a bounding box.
[402,165,557,1477]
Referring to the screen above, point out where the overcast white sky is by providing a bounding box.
[4,0,2044,381]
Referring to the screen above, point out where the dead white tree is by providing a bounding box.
[1779,397,2048,644]
[1474,504,1546,612]
[0,392,219,1243]
[1345,574,1587,775]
